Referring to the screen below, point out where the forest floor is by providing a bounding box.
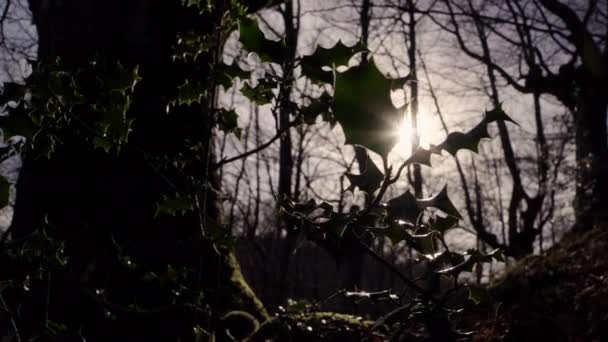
[248,225,608,341]
[470,224,608,341]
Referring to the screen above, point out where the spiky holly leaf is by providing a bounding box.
[467,286,489,305]
[240,80,274,105]
[0,103,38,140]
[384,221,435,253]
[435,104,516,156]
[105,63,141,92]
[387,186,462,225]
[345,150,384,195]
[403,146,432,167]
[386,190,422,224]
[416,186,462,219]
[0,82,26,107]
[176,79,206,106]
[435,248,504,277]
[217,62,251,91]
[155,193,194,217]
[428,215,459,234]
[298,92,332,124]
[238,17,285,64]
[333,61,407,159]
[300,40,367,84]
[216,109,241,138]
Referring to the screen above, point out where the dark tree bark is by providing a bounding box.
[4,1,270,340]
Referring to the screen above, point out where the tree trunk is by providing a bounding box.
[574,72,608,230]
[6,1,267,340]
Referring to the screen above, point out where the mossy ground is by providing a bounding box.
[469,225,608,341]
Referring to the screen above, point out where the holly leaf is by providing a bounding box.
[300,40,367,84]
[0,82,26,107]
[105,63,141,92]
[238,17,285,64]
[298,92,332,124]
[428,215,459,234]
[0,103,38,140]
[155,193,194,217]
[436,248,503,277]
[435,104,516,156]
[217,62,251,91]
[403,146,432,167]
[241,81,274,105]
[467,286,489,305]
[216,109,241,138]
[386,190,422,224]
[387,186,461,226]
[333,61,406,159]
[0,177,10,208]
[176,79,206,106]
[417,186,462,219]
[345,150,384,195]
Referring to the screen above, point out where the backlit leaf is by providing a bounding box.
[333,60,406,159]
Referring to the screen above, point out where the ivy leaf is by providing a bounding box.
[435,104,516,156]
[0,177,10,208]
[238,17,285,64]
[345,150,384,196]
[300,40,367,84]
[240,81,274,105]
[333,61,406,159]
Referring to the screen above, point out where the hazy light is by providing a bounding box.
[394,111,439,158]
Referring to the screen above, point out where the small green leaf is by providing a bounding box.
[333,60,404,159]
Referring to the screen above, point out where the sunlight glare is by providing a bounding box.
[394,111,441,158]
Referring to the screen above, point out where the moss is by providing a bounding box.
[221,250,270,322]
[248,311,374,342]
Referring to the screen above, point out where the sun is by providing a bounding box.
[393,111,440,158]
